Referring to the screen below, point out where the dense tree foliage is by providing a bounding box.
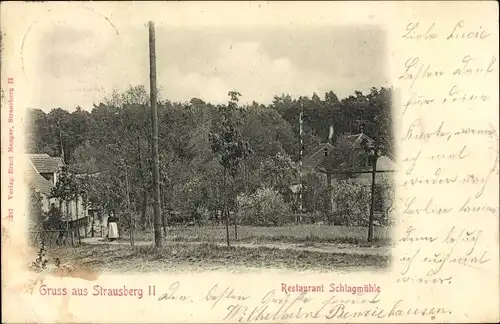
[28,190,45,231]
[237,187,291,226]
[209,91,253,244]
[27,86,393,228]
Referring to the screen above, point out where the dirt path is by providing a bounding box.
[81,237,390,257]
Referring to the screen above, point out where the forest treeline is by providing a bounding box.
[27,86,393,228]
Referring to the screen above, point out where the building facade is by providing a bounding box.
[303,133,396,225]
[25,154,89,228]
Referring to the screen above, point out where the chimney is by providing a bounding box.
[328,125,334,142]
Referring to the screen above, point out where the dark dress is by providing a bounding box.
[107,216,118,225]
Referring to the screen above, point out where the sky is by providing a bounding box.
[21,6,389,112]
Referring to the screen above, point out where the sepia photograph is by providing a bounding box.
[23,20,396,274]
[2,2,499,323]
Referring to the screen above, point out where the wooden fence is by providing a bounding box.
[28,230,79,247]
[29,217,90,247]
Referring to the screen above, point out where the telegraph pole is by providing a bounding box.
[299,100,304,218]
[149,21,162,248]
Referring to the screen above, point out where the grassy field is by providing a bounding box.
[123,224,393,246]
[47,242,390,273]
[40,225,392,272]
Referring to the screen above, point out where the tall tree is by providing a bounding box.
[209,91,252,246]
[51,166,81,239]
[257,152,298,204]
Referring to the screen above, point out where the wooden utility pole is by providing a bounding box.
[149,21,162,248]
[298,100,304,222]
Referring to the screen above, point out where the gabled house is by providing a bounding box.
[313,133,395,184]
[305,133,395,178]
[303,132,396,223]
[26,154,64,185]
[25,158,57,212]
[25,154,89,230]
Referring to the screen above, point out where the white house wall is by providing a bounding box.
[60,196,87,221]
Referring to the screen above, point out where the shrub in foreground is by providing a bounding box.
[237,187,291,226]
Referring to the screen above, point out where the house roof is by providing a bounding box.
[304,133,372,170]
[344,134,396,161]
[305,133,396,174]
[24,159,54,196]
[27,153,65,173]
[303,143,335,169]
[318,153,397,173]
[304,133,376,170]
[343,133,375,147]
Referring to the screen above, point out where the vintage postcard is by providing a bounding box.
[1,1,498,323]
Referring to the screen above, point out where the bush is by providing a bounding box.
[302,172,328,214]
[30,239,48,272]
[46,204,63,230]
[331,178,395,227]
[237,187,291,226]
[28,190,46,231]
[331,179,371,226]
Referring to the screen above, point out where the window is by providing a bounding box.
[355,152,369,168]
[41,173,54,183]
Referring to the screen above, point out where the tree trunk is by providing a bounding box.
[162,210,166,236]
[141,191,148,230]
[66,201,70,221]
[125,168,134,248]
[368,157,377,243]
[91,212,95,237]
[160,182,167,237]
[77,222,81,245]
[83,200,88,238]
[234,207,238,240]
[215,208,220,226]
[223,167,230,247]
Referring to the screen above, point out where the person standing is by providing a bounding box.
[107,212,119,241]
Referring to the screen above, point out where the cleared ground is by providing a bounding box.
[124,224,393,245]
[47,242,390,273]
[42,225,392,273]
